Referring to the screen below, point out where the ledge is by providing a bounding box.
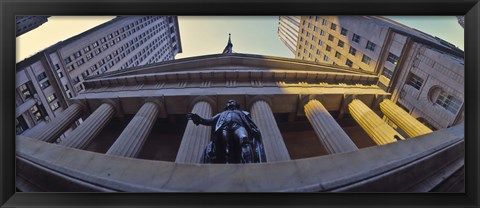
[15,124,464,192]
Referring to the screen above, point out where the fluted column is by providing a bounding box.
[59,103,115,149]
[26,103,84,142]
[250,100,290,162]
[304,99,358,154]
[348,99,404,145]
[175,101,212,163]
[380,99,432,138]
[106,102,159,157]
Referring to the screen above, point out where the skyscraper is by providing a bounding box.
[16,16,182,137]
[277,16,301,54]
[16,16,49,37]
[279,16,464,130]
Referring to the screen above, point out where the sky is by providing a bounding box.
[16,16,464,63]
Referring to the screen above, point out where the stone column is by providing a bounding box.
[106,101,159,157]
[348,99,404,145]
[25,103,84,143]
[59,102,115,149]
[250,100,290,162]
[304,99,358,154]
[380,99,432,138]
[175,101,213,163]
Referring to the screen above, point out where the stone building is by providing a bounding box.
[16,53,464,192]
[280,16,464,130]
[15,16,182,137]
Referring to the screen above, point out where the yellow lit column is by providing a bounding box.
[250,100,290,162]
[304,99,358,154]
[58,102,116,149]
[106,101,159,157]
[348,99,404,145]
[380,99,432,138]
[26,103,84,143]
[175,101,213,163]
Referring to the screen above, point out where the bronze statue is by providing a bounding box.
[186,100,266,164]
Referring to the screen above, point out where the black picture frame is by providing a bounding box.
[1,0,479,207]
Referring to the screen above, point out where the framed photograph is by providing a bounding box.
[2,0,479,207]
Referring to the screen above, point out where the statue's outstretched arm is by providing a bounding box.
[186,113,218,126]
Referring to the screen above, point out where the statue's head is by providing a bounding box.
[225,99,240,110]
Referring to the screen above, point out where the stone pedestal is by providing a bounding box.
[348,99,404,145]
[380,99,432,138]
[59,103,115,149]
[27,103,84,142]
[106,102,159,157]
[175,101,213,163]
[250,100,290,162]
[304,99,358,154]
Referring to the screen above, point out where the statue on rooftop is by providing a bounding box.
[187,99,266,164]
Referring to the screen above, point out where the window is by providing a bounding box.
[313,26,318,32]
[47,93,57,102]
[335,51,342,58]
[349,47,357,56]
[323,55,329,61]
[76,58,85,66]
[316,49,321,55]
[40,80,50,89]
[64,84,69,91]
[382,67,393,79]
[330,23,337,30]
[19,83,32,99]
[81,70,90,78]
[387,53,400,65]
[320,30,325,36]
[50,102,60,111]
[100,37,107,43]
[352,33,360,43]
[103,44,109,50]
[318,39,323,46]
[322,19,328,26]
[74,50,83,58]
[307,23,311,28]
[340,28,348,36]
[64,57,72,64]
[83,46,91,53]
[308,53,312,59]
[328,34,334,41]
[338,40,344,48]
[54,64,60,70]
[93,41,99,48]
[346,59,353,67]
[435,91,462,114]
[315,16,320,22]
[101,66,108,73]
[36,72,47,81]
[302,20,306,25]
[312,36,316,41]
[72,76,81,85]
[86,53,94,60]
[306,32,310,37]
[30,105,43,121]
[300,37,303,42]
[95,48,102,55]
[326,45,331,52]
[407,73,423,90]
[361,55,371,65]
[310,44,314,50]
[366,41,376,51]
[301,28,305,34]
[57,71,63,78]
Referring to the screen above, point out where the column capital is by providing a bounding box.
[189,96,216,111]
[101,98,121,116]
[246,95,272,110]
[143,96,167,118]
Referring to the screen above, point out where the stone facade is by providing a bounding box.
[15,54,465,192]
[15,16,182,137]
[281,16,464,129]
